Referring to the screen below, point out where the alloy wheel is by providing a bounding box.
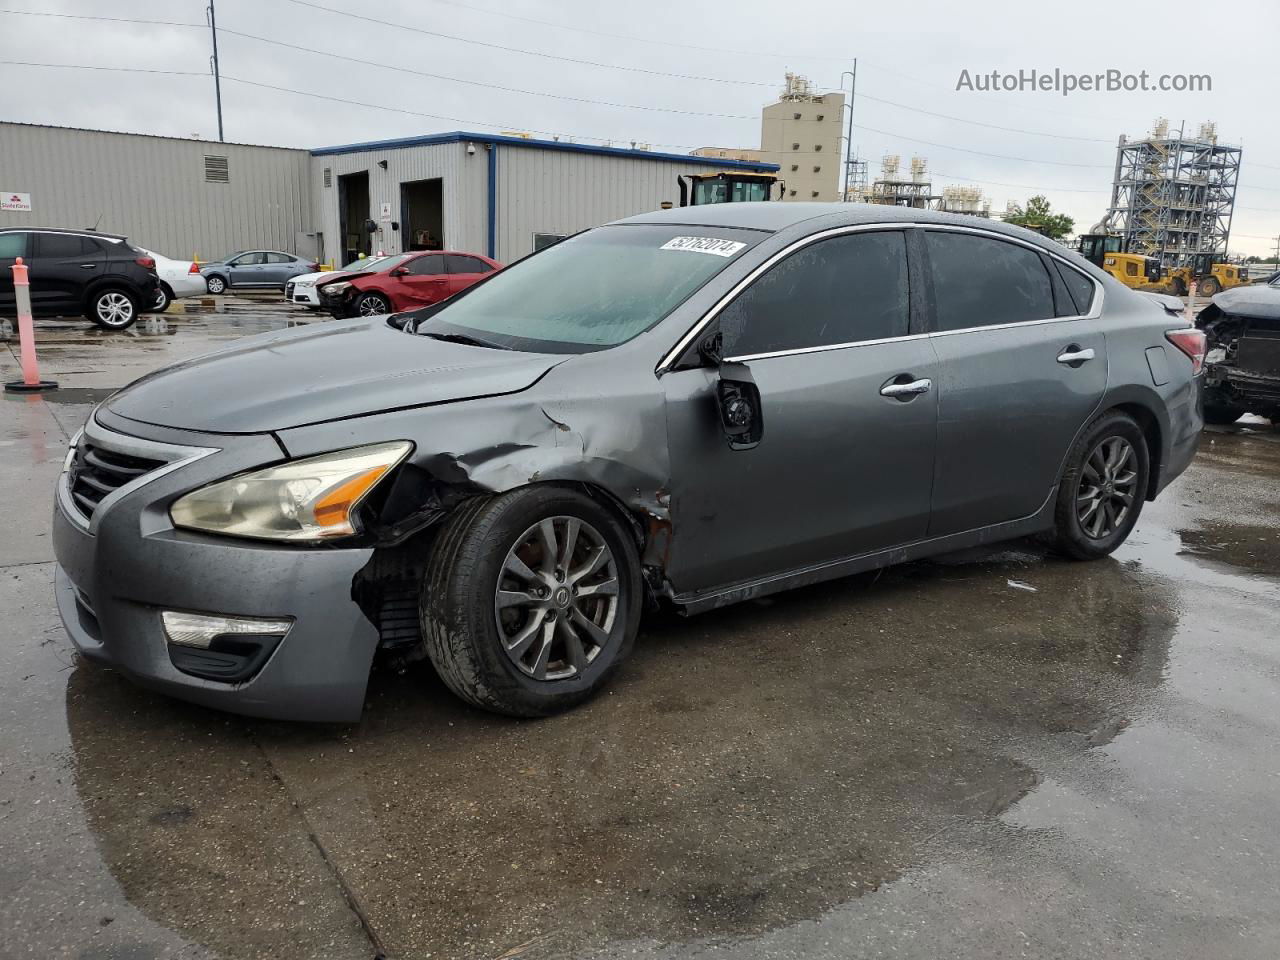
[493,516,620,681]
[96,292,134,328]
[1076,436,1138,539]
[358,295,388,316]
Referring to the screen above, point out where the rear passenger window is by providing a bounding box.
[265,252,292,264]
[926,232,1055,331]
[720,231,908,357]
[37,233,91,259]
[1054,261,1095,315]
[446,254,491,274]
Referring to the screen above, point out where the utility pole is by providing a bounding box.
[208,0,224,142]
[840,60,857,201]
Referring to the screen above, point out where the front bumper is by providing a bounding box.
[285,282,321,306]
[51,411,380,722]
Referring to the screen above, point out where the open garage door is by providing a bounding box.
[402,178,444,251]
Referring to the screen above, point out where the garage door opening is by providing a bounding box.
[402,178,444,251]
[338,171,371,263]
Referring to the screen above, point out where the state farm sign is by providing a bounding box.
[1,192,32,212]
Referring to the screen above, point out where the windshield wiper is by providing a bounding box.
[419,331,507,350]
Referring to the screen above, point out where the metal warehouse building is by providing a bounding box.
[0,122,778,266]
[0,122,313,260]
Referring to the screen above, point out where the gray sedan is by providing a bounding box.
[200,250,318,293]
[52,204,1203,722]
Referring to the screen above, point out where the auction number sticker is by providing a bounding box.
[660,236,745,257]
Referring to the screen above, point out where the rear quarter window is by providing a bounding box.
[1054,260,1096,315]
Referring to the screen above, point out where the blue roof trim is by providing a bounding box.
[311,130,779,171]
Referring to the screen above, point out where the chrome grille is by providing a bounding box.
[68,440,166,522]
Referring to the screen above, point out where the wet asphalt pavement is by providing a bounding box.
[2,308,1278,960]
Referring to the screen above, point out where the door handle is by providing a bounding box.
[79,263,97,269]
[880,377,932,399]
[1056,346,1095,365]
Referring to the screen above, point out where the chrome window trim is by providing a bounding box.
[657,220,1105,372]
[58,415,219,535]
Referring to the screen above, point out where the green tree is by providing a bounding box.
[1004,195,1075,241]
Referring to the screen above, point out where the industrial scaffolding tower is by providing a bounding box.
[1101,120,1241,267]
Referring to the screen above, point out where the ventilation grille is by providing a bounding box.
[323,167,332,188]
[67,440,165,522]
[204,155,229,183]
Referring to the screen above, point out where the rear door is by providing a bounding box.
[395,254,449,307]
[0,231,29,312]
[30,232,102,312]
[923,228,1107,536]
[662,228,939,593]
[444,254,495,296]
[263,252,298,286]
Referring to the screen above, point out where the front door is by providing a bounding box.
[921,228,1108,536]
[661,229,939,595]
[228,252,267,286]
[396,254,450,307]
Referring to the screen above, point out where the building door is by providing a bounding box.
[401,178,444,251]
[338,171,371,264]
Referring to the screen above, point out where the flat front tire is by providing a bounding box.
[1052,411,1150,560]
[421,486,642,716]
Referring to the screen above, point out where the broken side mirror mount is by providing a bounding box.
[713,360,764,450]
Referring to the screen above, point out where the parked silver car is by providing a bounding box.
[200,250,319,293]
[52,205,1204,722]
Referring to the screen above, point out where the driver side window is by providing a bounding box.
[718,230,909,358]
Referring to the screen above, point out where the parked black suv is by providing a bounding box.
[0,228,160,331]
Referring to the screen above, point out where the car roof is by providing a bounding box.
[0,226,127,241]
[615,202,1069,249]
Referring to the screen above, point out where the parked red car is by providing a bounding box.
[318,251,502,318]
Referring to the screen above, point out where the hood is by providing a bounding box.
[1208,284,1280,321]
[105,318,563,433]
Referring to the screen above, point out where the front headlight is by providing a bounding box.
[170,441,412,541]
[321,281,351,297]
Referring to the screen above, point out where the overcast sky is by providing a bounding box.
[2,0,1278,256]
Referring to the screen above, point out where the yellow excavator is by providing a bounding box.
[678,171,781,206]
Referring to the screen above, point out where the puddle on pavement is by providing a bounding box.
[1178,521,1280,578]
[63,545,1181,959]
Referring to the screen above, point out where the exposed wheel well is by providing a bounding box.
[82,282,140,309]
[1109,402,1163,501]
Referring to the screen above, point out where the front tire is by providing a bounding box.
[1199,276,1221,296]
[151,283,172,313]
[205,274,227,295]
[87,288,139,330]
[354,292,391,317]
[421,487,642,717]
[1052,411,1150,560]
[1203,387,1246,425]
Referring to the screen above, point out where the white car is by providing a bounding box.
[285,255,391,308]
[139,248,208,312]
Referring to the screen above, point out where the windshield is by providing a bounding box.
[414,225,760,353]
[340,255,391,271]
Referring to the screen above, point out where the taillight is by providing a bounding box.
[135,255,156,270]
[1166,328,1206,375]
[188,261,201,274]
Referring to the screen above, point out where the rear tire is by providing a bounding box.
[86,288,139,330]
[1199,276,1221,296]
[420,486,642,717]
[1052,411,1150,560]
